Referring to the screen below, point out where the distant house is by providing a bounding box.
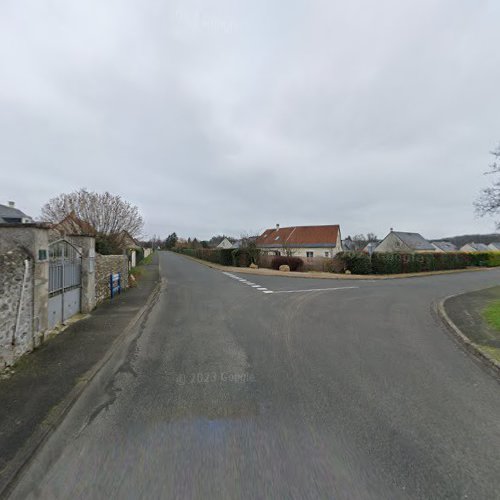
[488,242,500,252]
[0,201,33,224]
[256,224,342,258]
[116,230,141,251]
[374,231,435,253]
[51,212,96,237]
[342,237,356,251]
[460,242,490,252]
[432,241,458,253]
[362,241,381,254]
[217,238,234,250]
[51,214,140,254]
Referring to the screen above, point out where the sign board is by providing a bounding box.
[110,273,121,298]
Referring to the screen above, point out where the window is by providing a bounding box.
[275,251,281,256]
[306,251,313,258]
[325,251,329,258]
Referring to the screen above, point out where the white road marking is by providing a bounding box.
[222,272,359,295]
[272,286,359,294]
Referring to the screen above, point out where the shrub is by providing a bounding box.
[135,248,145,265]
[323,257,345,273]
[271,256,304,271]
[371,252,472,274]
[337,252,372,274]
[485,252,500,267]
[467,252,500,267]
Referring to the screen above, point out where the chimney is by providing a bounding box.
[8,201,15,207]
[390,227,394,232]
[276,223,280,231]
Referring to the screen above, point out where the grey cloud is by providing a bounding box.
[1,0,500,241]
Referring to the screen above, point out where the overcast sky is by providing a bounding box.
[1,0,500,241]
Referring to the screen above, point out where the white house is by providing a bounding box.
[0,201,33,224]
[255,224,342,258]
[488,242,500,252]
[374,231,436,253]
[216,238,234,250]
[460,242,490,252]
[431,241,458,253]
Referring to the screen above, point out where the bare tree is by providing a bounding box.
[475,144,500,228]
[41,188,144,238]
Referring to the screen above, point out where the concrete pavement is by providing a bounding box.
[8,251,500,499]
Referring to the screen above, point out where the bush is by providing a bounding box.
[172,247,234,266]
[323,257,345,273]
[371,252,472,274]
[271,256,304,271]
[134,248,145,265]
[337,252,372,274]
[485,253,500,267]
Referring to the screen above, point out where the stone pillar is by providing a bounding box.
[0,225,50,346]
[69,235,96,313]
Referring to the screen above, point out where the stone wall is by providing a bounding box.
[95,254,128,304]
[0,248,34,369]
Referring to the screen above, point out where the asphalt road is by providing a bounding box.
[10,252,500,499]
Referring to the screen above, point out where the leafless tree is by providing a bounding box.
[475,144,500,228]
[41,188,144,237]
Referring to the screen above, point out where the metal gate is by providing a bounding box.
[48,239,82,329]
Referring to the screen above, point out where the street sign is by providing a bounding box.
[110,273,121,298]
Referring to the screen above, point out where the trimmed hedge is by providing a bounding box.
[337,251,500,275]
[371,252,471,274]
[172,247,260,267]
[336,252,372,275]
[173,247,500,273]
[468,252,500,267]
[271,256,304,271]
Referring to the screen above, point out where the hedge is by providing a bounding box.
[271,256,304,271]
[172,247,260,267]
[337,251,500,275]
[173,248,500,273]
[371,252,471,274]
[336,252,372,275]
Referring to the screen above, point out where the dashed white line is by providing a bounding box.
[222,272,359,295]
[272,286,359,294]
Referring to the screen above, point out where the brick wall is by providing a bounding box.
[95,254,128,304]
[0,248,34,369]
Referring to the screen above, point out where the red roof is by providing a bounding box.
[256,225,340,247]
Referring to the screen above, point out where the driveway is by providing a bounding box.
[9,252,500,499]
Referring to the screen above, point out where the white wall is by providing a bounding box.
[260,246,340,258]
[374,232,411,253]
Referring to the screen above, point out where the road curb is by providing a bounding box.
[0,277,162,499]
[174,252,494,281]
[436,294,500,380]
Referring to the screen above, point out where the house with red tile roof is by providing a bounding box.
[256,224,343,259]
[50,212,97,238]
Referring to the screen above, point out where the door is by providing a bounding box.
[48,239,82,329]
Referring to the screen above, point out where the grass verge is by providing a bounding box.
[477,345,500,364]
[479,299,500,364]
[483,299,500,330]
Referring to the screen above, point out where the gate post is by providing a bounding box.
[0,225,50,347]
[69,235,96,313]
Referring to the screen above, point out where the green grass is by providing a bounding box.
[139,253,153,265]
[482,300,500,331]
[477,345,500,364]
[479,300,500,364]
